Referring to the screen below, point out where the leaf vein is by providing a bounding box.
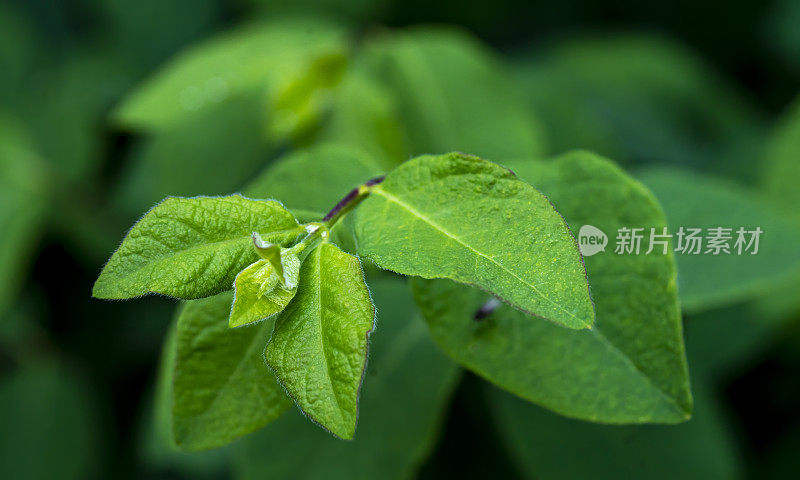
[372,187,580,322]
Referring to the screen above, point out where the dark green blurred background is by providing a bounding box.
[1,0,799,478]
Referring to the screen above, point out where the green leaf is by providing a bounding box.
[113,18,346,132]
[230,251,300,328]
[233,277,460,479]
[638,166,800,312]
[244,143,384,218]
[364,27,547,161]
[412,151,691,423]
[252,233,285,277]
[0,364,100,480]
[0,114,49,317]
[265,242,375,439]
[93,195,302,300]
[355,152,593,330]
[172,292,293,450]
[488,301,755,480]
[143,318,230,475]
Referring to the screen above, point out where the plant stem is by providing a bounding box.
[322,176,385,228]
[268,176,385,261]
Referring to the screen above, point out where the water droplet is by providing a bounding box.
[205,77,229,103]
[179,85,204,111]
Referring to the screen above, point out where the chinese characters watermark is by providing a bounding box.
[578,225,762,257]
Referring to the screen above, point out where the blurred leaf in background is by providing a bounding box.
[750,94,800,325]
[514,34,764,179]
[761,95,800,213]
[364,27,547,161]
[111,17,351,214]
[0,115,49,318]
[168,292,292,450]
[20,50,132,183]
[113,91,273,214]
[140,319,230,477]
[316,65,409,168]
[638,167,800,313]
[0,362,100,480]
[112,18,347,133]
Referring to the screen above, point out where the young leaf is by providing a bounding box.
[354,152,594,330]
[252,232,285,279]
[638,166,800,312]
[230,249,300,328]
[264,243,375,439]
[364,28,547,160]
[93,195,302,300]
[412,151,691,423]
[233,278,460,479]
[172,292,293,450]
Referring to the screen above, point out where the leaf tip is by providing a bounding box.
[330,425,356,441]
[226,315,243,329]
[557,305,595,330]
[91,276,117,300]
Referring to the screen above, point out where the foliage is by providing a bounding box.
[94,150,597,442]
[413,151,690,424]
[2,2,799,479]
